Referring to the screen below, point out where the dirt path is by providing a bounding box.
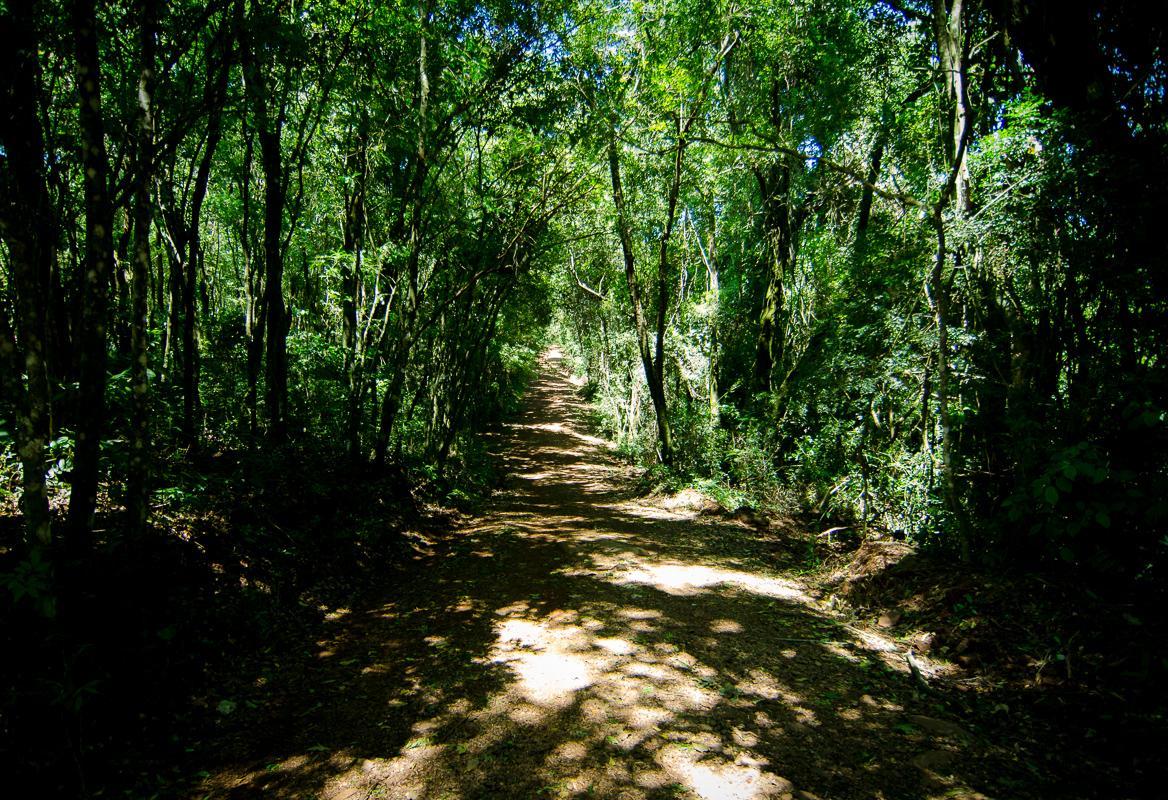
[195,351,1037,800]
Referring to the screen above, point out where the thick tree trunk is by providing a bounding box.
[69,0,116,543]
[753,160,793,397]
[0,5,55,545]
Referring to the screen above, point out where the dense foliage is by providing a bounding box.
[552,0,1168,587]
[1,0,1165,791]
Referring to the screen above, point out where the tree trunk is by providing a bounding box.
[239,0,288,443]
[374,8,431,465]
[608,132,673,464]
[929,216,967,560]
[341,121,368,459]
[753,159,793,397]
[437,281,509,465]
[935,0,972,216]
[164,57,227,445]
[162,228,182,376]
[855,131,886,247]
[69,0,116,544]
[237,113,264,435]
[931,0,973,561]
[0,4,55,546]
[650,115,688,463]
[127,0,157,531]
[259,124,288,443]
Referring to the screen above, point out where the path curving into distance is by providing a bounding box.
[196,350,1035,800]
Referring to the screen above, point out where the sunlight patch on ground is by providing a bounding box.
[736,669,803,705]
[512,420,611,450]
[658,744,794,800]
[516,470,553,480]
[566,429,611,447]
[842,624,955,681]
[610,559,806,600]
[467,601,800,798]
[316,736,446,800]
[710,618,745,634]
[490,618,596,706]
[553,740,588,761]
[617,607,662,620]
[612,503,696,522]
[594,636,635,655]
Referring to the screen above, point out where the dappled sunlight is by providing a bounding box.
[522,421,612,450]
[439,584,819,798]
[515,470,554,481]
[317,738,445,800]
[191,355,1010,800]
[610,559,806,600]
[610,502,695,522]
[736,669,803,705]
[490,617,596,706]
[594,636,635,655]
[659,744,795,800]
[711,618,745,634]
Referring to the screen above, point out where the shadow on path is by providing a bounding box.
[194,351,1052,800]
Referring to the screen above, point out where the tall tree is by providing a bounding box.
[156,22,231,446]
[238,0,291,443]
[127,0,158,529]
[595,1,738,465]
[0,4,56,546]
[928,0,973,560]
[69,0,117,543]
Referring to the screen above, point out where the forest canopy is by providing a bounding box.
[4,0,1164,574]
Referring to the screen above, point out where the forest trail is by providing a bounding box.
[195,351,1024,800]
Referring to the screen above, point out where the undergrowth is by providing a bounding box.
[0,438,487,796]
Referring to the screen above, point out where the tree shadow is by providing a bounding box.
[187,358,1134,800]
